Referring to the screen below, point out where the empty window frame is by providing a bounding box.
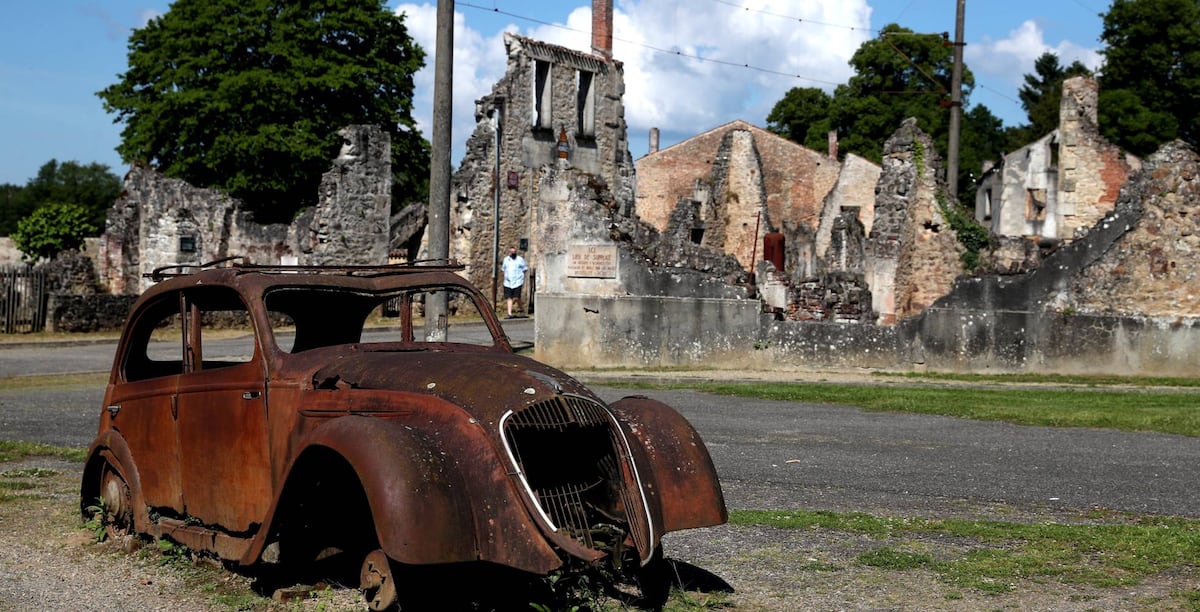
[533,60,552,130]
[577,70,595,136]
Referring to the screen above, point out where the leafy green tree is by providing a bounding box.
[0,161,119,236]
[1012,52,1092,146]
[766,87,832,151]
[0,183,32,237]
[828,24,970,164]
[1098,0,1200,155]
[12,202,99,261]
[98,0,429,223]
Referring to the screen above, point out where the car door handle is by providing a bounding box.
[243,391,261,400]
[106,405,120,418]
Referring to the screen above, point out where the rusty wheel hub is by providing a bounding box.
[360,549,397,611]
[100,467,131,538]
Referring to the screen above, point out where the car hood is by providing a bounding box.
[308,348,600,422]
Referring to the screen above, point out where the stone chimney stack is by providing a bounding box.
[827,130,838,159]
[649,127,660,154]
[592,0,613,57]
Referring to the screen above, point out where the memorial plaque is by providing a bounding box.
[567,244,618,278]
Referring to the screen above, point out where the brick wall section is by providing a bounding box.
[634,120,842,272]
[1067,141,1200,316]
[1057,76,1138,239]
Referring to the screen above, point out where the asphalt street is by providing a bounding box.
[2,317,1198,519]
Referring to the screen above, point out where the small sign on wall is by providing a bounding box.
[567,244,618,278]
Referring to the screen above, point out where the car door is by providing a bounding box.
[111,293,187,515]
[173,286,273,533]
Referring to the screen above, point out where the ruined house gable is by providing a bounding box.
[974,76,1139,243]
[446,31,632,294]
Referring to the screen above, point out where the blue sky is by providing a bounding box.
[0,0,1110,185]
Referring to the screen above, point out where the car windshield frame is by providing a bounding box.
[261,281,507,356]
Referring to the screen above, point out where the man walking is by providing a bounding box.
[501,246,529,318]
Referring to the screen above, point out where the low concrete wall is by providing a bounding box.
[534,293,762,369]
[535,293,1200,377]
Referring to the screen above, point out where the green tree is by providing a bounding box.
[828,25,969,164]
[1013,52,1092,145]
[0,161,119,236]
[98,0,429,223]
[766,87,832,151]
[1098,0,1200,155]
[12,202,99,261]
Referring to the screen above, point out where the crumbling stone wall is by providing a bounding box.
[296,125,392,265]
[1065,141,1199,316]
[99,125,391,293]
[447,33,632,293]
[867,119,964,324]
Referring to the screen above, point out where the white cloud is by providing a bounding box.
[966,19,1102,89]
[399,1,871,161]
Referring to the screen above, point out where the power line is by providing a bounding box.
[457,0,845,87]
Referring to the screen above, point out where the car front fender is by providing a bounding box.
[608,396,728,533]
[247,413,562,574]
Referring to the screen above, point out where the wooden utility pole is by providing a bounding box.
[946,0,966,201]
[425,0,453,341]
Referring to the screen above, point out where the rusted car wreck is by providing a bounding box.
[81,258,726,608]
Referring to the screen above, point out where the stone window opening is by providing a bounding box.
[532,60,552,130]
[1026,188,1047,221]
[577,69,596,137]
[690,224,705,245]
[983,188,993,221]
[179,236,197,253]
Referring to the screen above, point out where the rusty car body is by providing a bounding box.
[81,258,726,608]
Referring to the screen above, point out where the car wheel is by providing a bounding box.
[360,548,398,611]
[99,456,133,541]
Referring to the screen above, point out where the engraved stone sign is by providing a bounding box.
[566,244,618,278]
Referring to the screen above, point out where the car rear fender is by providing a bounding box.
[80,431,151,532]
[607,396,728,533]
[247,414,561,573]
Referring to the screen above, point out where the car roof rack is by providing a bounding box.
[146,256,465,282]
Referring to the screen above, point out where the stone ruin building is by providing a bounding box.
[445,0,632,299]
[974,77,1140,262]
[99,124,392,294]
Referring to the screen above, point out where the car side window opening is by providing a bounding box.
[123,288,256,382]
[265,286,497,354]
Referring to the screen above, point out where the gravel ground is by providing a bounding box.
[2,457,1197,611]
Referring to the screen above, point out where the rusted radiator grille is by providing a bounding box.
[504,395,650,557]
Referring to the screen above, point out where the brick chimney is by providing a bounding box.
[592,0,613,57]
[649,127,660,154]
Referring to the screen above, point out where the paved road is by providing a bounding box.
[2,320,1198,520]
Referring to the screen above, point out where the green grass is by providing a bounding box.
[877,371,1200,388]
[617,381,1200,437]
[0,440,87,463]
[732,509,1200,594]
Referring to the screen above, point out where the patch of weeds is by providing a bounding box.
[856,546,935,570]
[0,481,37,491]
[82,500,108,542]
[1176,588,1200,610]
[944,590,964,600]
[665,590,734,610]
[210,591,264,610]
[1,467,60,478]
